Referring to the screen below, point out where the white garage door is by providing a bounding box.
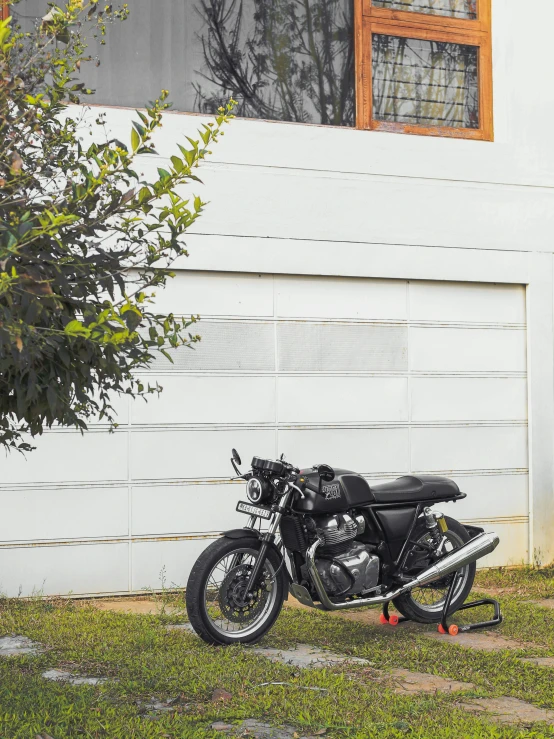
[0,272,528,596]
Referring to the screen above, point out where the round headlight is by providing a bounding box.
[247,477,263,503]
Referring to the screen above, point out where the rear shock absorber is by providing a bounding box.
[424,507,442,548]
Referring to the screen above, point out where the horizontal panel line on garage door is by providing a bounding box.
[136,370,528,378]
[0,533,222,550]
[39,420,530,434]
[461,516,529,526]
[0,469,528,492]
[0,518,528,548]
[174,316,527,331]
[125,421,530,431]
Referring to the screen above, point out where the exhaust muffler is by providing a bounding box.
[291,531,500,612]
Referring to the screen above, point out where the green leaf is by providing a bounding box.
[131,128,140,151]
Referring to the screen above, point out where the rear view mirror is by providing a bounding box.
[231,448,242,476]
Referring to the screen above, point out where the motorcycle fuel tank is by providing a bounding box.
[293,469,375,514]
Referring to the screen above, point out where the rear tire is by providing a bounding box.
[186,536,286,646]
[392,516,475,624]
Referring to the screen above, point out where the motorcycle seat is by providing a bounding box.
[370,475,460,504]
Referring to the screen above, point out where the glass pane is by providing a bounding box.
[372,0,477,20]
[372,35,479,128]
[13,0,355,127]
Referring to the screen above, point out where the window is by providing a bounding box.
[8,0,492,139]
[356,0,493,139]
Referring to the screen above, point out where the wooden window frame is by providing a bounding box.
[0,1,9,21]
[355,0,493,140]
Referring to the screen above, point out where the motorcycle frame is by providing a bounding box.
[226,488,471,610]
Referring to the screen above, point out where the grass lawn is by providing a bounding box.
[1,571,554,738]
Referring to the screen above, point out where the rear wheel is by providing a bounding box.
[186,537,286,645]
[392,516,475,624]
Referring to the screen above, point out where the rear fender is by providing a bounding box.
[464,524,485,538]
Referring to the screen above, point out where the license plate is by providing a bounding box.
[236,501,272,520]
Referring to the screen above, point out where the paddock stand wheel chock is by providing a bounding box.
[380,601,408,626]
[437,571,503,636]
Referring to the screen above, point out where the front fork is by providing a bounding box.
[244,492,291,596]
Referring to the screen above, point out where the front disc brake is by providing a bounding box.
[218,564,269,624]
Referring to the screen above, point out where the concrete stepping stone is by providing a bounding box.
[212,719,324,738]
[388,668,473,694]
[424,630,538,651]
[42,669,107,686]
[520,657,554,668]
[460,697,554,725]
[0,636,40,656]
[250,644,370,669]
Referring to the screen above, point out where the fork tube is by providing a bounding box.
[245,492,291,595]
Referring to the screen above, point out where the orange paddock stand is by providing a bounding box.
[380,572,502,636]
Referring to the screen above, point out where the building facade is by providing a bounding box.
[2,0,553,596]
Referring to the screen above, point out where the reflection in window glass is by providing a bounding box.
[372,35,479,128]
[194,0,355,126]
[12,0,355,127]
[372,0,477,20]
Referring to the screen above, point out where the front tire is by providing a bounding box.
[186,537,286,645]
[392,516,476,624]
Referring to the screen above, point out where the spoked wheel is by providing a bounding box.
[392,516,475,624]
[186,537,286,645]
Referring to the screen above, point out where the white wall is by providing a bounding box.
[2,0,554,594]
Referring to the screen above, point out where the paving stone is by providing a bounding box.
[520,657,554,667]
[211,719,323,738]
[460,697,554,725]
[424,630,538,651]
[42,669,107,686]
[250,644,370,669]
[0,636,40,656]
[389,668,473,694]
[142,698,177,713]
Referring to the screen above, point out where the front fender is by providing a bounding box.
[221,528,290,593]
[223,528,261,540]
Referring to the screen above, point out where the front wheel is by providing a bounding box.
[186,537,286,645]
[392,516,476,624]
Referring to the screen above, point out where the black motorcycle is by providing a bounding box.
[186,451,500,645]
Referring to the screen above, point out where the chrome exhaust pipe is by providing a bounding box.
[302,531,499,612]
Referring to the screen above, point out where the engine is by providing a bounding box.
[314,513,380,597]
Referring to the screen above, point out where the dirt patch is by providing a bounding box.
[89,598,181,615]
[424,630,539,651]
[520,657,554,668]
[388,668,473,694]
[460,697,554,725]
[166,623,195,633]
[250,644,371,669]
[530,599,554,610]
[211,719,325,738]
